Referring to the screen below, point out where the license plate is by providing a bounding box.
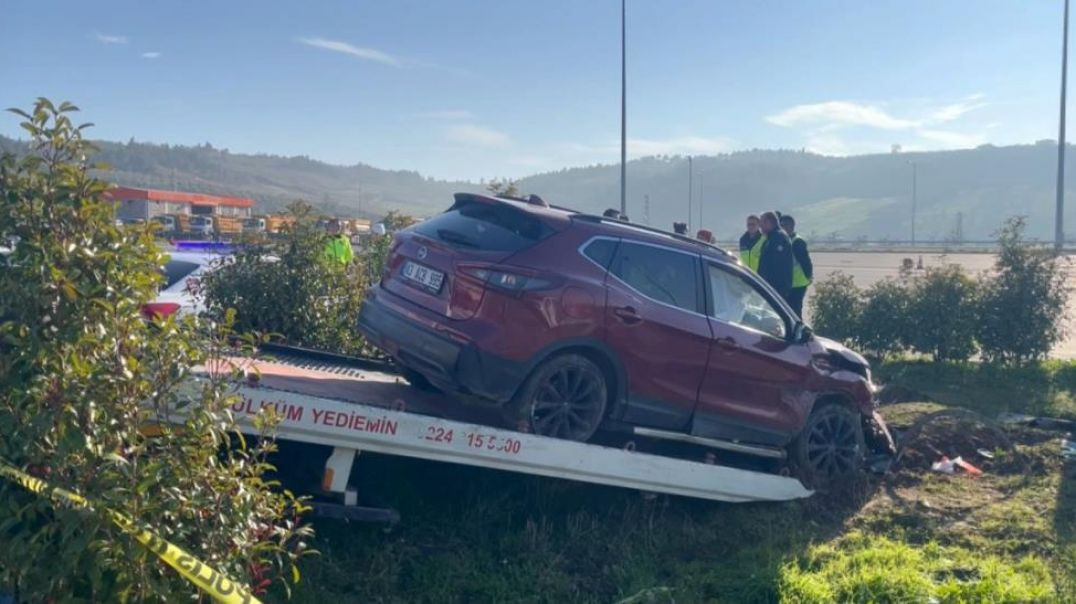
[401,261,445,292]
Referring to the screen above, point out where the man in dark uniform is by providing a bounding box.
[756,211,793,302]
[779,214,813,317]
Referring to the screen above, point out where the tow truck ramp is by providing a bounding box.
[187,357,812,519]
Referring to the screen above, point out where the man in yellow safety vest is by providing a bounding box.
[779,214,813,317]
[324,218,354,265]
[738,214,764,272]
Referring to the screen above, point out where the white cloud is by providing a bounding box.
[95,33,128,44]
[415,110,474,120]
[768,96,991,155]
[444,124,511,147]
[767,101,917,130]
[141,51,161,59]
[929,94,987,122]
[296,37,400,67]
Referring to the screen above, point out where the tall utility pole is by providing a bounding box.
[698,173,704,227]
[687,156,694,231]
[908,160,918,244]
[1057,0,1070,252]
[643,193,650,225]
[619,0,627,217]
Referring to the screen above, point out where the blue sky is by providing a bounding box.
[0,0,1068,181]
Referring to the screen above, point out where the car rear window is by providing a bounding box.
[163,260,200,288]
[414,200,553,252]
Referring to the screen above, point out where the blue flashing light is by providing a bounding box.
[173,240,236,253]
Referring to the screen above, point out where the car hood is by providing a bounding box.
[815,336,870,369]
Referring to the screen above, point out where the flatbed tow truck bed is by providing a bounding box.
[188,353,812,520]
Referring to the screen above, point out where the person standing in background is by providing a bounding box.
[739,215,764,271]
[324,218,354,265]
[756,211,793,302]
[779,214,813,317]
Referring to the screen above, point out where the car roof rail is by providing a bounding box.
[572,214,735,258]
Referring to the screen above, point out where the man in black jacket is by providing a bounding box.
[780,214,813,317]
[756,211,793,302]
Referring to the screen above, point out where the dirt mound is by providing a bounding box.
[891,409,1016,476]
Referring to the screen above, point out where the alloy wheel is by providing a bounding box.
[528,363,605,440]
[804,410,861,479]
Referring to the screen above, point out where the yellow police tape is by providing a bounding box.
[0,461,262,604]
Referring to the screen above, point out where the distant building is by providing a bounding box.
[108,186,254,221]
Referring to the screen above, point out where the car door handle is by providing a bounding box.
[715,336,738,351]
[613,306,641,324]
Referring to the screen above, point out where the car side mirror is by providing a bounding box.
[792,322,813,344]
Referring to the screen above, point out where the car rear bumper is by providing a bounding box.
[358,288,527,403]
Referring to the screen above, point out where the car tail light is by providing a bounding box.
[141,302,181,320]
[459,266,551,292]
[388,233,404,255]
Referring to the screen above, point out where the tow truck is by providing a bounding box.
[184,345,813,522]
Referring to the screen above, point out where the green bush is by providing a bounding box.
[978,217,1070,364]
[855,278,913,359]
[202,200,374,355]
[906,265,980,362]
[807,271,863,346]
[0,99,310,600]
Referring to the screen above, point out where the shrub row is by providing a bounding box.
[809,217,1069,364]
[200,202,413,356]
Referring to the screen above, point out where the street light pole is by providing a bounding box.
[1057,0,1070,252]
[688,156,694,232]
[619,0,627,217]
[699,173,704,227]
[908,160,918,245]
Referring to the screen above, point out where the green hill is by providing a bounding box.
[2,135,1072,240]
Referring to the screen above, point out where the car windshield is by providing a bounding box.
[414,200,552,252]
[162,259,200,288]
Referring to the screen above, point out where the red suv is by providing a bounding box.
[359,193,893,483]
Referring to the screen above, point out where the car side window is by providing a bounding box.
[582,238,617,269]
[708,264,787,339]
[611,241,699,313]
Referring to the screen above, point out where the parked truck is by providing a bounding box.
[214,215,242,237]
[242,214,295,234]
[242,217,267,233]
[152,215,179,233]
[188,216,214,236]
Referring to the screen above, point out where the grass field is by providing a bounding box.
[285,361,1076,603]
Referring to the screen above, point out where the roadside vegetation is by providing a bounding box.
[810,216,1070,364]
[200,203,414,356]
[0,99,311,600]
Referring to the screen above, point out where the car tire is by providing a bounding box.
[401,367,440,393]
[789,403,865,488]
[505,353,608,442]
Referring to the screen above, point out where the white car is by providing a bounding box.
[144,249,227,318]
